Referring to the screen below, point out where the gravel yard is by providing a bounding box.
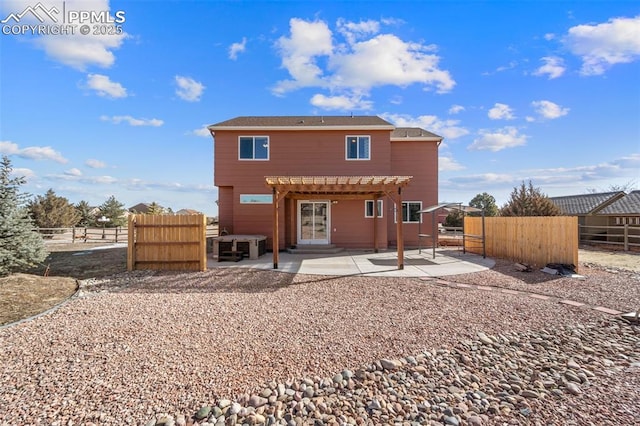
[1,263,639,425]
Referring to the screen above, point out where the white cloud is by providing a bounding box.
[544,33,556,41]
[229,37,247,60]
[482,61,518,76]
[273,18,455,105]
[330,34,454,93]
[336,18,380,44]
[0,140,67,163]
[64,168,82,176]
[533,56,566,79]
[488,103,515,120]
[531,100,569,119]
[175,75,205,101]
[468,127,528,152]
[381,113,469,140]
[86,74,127,98]
[564,15,640,75]
[85,158,106,168]
[2,0,128,70]
[310,94,373,110]
[273,18,333,94]
[100,115,164,127]
[448,104,465,115]
[439,156,465,172]
[10,167,36,180]
[189,125,212,137]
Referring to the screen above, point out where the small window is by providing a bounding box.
[365,200,383,218]
[346,136,370,160]
[239,136,269,160]
[395,201,422,223]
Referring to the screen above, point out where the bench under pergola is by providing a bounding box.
[265,175,412,270]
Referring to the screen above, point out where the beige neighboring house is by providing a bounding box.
[550,191,640,244]
[176,209,202,215]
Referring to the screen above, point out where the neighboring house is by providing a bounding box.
[550,191,639,244]
[208,115,442,254]
[129,203,152,214]
[176,209,202,215]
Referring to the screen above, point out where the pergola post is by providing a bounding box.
[373,195,379,253]
[396,188,404,270]
[272,188,279,269]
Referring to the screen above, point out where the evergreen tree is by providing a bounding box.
[75,200,96,227]
[0,156,47,276]
[147,202,165,215]
[469,192,499,217]
[444,209,463,228]
[98,195,127,227]
[500,181,561,216]
[28,189,81,229]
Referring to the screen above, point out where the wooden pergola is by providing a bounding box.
[265,175,413,270]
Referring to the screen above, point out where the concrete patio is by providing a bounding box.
[207,247,495,277]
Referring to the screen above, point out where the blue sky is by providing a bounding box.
[1,0,638,217]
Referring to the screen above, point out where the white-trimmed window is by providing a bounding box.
[346,135,370,160]
[395,201,422,223]
[365,200,383,218]
[239,136,269,160]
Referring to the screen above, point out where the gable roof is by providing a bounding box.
[598,190,640,215]
[209,115,395,131]
[391,127,442,141]
[549,191,625,215]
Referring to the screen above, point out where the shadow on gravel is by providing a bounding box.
[118,267,338,294]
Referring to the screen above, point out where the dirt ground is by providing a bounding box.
[579,246,640,272]
[0,243,127,326]
[28,242,127,279]
[0,274,77,326]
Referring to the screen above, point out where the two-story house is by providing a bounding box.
[208,115,442,267]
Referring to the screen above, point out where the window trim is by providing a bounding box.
[364,199,384,218]
[394,201,422,223]
[345,135,371,161]
[238,135,270,160]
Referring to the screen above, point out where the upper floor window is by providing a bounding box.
[346,136,370,160]
[239,136,269,160]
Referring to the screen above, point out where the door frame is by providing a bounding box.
[297,200,331,245]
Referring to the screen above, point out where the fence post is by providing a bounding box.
[127,216,135,271]
[624,224,629,251]
[115,227,119,243]
[72,227,76,243]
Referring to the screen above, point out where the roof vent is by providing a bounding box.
[405,130,409,137]
[298,119,304,124]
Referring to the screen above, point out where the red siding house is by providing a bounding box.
[208,116,442,265]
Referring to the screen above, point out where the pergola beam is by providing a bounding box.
[266,176,412,270]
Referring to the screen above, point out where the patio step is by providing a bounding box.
[287,244,344,255]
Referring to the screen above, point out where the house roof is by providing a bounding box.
[598,190,640,215]
[208,115,397,132]
[391,127,442,141]
[129,202,151,213]
[176,208,202,215]
[265,175,412,199]
[549,191,625,215]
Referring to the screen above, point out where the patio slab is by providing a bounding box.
[207,247,495,277]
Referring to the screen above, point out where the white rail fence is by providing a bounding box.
[34,225,219,244]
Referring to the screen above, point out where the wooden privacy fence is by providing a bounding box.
[127,214,207,271]
[464,216,578,269]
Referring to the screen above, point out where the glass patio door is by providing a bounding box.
[297,201,330,244]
